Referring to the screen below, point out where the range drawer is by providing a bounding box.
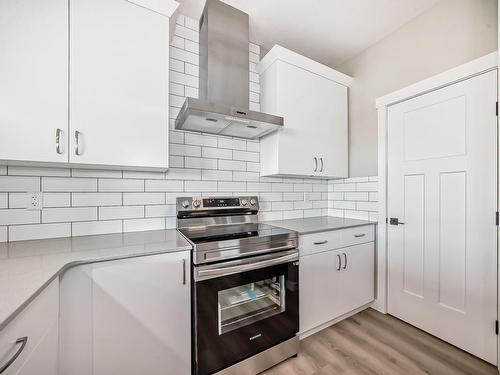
[299,224,375,256]
[0,279,59,375]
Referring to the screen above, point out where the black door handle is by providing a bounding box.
[389,218,405,226]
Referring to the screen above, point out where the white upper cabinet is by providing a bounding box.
[257,45,352,178]
[69,0,170,170]
[0,0,176,170]
[0,0,68,164]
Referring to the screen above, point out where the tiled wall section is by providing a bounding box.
[328,177,379,222]
[0,15,332,243]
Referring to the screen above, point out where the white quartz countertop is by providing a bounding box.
[0,229,192,330]
[265,216,376,234]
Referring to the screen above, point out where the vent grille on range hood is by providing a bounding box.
[174,0,284,139]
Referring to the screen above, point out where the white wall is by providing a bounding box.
[340,0,498,177]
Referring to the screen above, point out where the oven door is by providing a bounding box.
[193,250,299,375]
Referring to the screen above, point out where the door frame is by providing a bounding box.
[374,53,498,344]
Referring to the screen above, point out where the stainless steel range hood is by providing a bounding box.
[174,0,283,139]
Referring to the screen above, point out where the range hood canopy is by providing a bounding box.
[174,0,283,139]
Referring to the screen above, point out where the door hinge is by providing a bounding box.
[495,320,498,335]
[496,212,499,226]
[385,217,388,224]
[496,102,499,116]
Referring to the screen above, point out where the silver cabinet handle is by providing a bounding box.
[182,259,186,285]
[319,157,323,172]
[0,336,28,374]
[336,254,341,271]
[313,240,328,245]
[55,128,63,154]
[354,233,366,238]
[313,157,318,172]
[342,253,347,269]
[74,130,82,156]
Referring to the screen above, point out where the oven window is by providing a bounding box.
[217,275,286,335]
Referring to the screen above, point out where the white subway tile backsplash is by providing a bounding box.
[202,170,232,181]
[72,220,122,237]
[174,24,198,42]
[185,133,217,147]
[185,40,199,53]
[145,205,175,218]
[72,169,122,178]
[43,177,96,192]
[0,226,7,242]
[344,192,369,201]
[169,47,198,66]
[170,144,201,157]
[123,193,164,206]
[327,176,378,220]
[0,193,7,208]
[218,137,246,150]
[184,16,198,31]
[233,172,259,182]
[99,206,144,220]
[72,193,122,207]
[185,86,198,98]
[99,179,144,192]
[169,58,184,73]
[218,181,246,192]
[169,82,185,96]
[170,70,199,87]
[43,207,97,223]
[356,182,378,192]
[247,183,272,192]
[8,166,70,177]
[218,160,246,171]
[145,180,184,192]
[184,180,217,192]
[9,223,71,241]
[0,209,40,225]
[123,218,165,232]
[283,210,303,219]
[203,147,232,160]
[165,168,201,180]
[0,176,40,192]
[233,150,259,162]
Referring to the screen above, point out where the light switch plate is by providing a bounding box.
[27,192,43,210]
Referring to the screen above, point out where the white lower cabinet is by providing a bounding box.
[0,279,59,375]
[299,229,375,335]
[59,251,191,375]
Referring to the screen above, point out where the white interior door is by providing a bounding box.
[387,70,498,364]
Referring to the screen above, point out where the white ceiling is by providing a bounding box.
[176,0,442,67]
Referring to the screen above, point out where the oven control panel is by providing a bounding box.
[177,196,259,212]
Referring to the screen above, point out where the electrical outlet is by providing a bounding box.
[27,192,43,210]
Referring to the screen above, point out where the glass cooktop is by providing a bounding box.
[178,223,294,244]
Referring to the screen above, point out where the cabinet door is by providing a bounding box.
[336,242,375,316]
[299,249,341,333]
[277,61,347,177]
[0,279,59,375]
[69,0,169,169]
[59,252,191,375]
[0,0,68,164]
[317,83,348,178]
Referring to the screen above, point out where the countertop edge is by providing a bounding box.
[295,222,377,235]
[0,245,191,332]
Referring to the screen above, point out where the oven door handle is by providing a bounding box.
[195,252,299,281]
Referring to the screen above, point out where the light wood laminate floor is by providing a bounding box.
[263,308,497,375]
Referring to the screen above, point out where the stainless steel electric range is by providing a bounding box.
[176,196,299,375]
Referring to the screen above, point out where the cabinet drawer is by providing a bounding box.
[299,225,374,256]
[0,279,59,375]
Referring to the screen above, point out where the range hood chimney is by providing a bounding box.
[174,0,283,139]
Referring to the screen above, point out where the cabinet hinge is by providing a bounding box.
[495,320,498,335]
[496,212,499,226]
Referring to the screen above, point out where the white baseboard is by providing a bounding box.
[299,301,374,340]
